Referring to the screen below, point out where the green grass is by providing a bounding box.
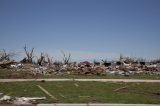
[45,74,160,79]
[0,81,160,104]
[0,68,160,79]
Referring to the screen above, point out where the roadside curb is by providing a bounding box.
[37,104,160,106]
[0,79,160,83]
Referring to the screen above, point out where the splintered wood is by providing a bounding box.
[37,85,58,101]
[113,86,128,92]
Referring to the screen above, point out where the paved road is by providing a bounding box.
[0,79,160,83]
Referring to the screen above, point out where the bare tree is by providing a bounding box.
[37,53,54,67]
[23,45,34,63]
[46,54,54,68]
[0,49,16,68]
[0,49,15,61]
[119,53,123,61]
[93,60,100,66]
[61,51,71,64]
[137,57,146,65]
[101,59,111,67]
[37,53,45,66]
[151,58,160,64]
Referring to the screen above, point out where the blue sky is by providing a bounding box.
[0,0,160,61]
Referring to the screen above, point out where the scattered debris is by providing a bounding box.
[0,61,17,68]
[0,93,3,96]
[37,85,58,101]
[13,97,46,105]
[59,93,66,98]
[0,95,12,101]
[74,83,79,87]
[0,92,46,105]
[113,86,128,92]
[10,63,23,68]
[78,96,90,98]
[1,51,160,78]
[79,61,91,67]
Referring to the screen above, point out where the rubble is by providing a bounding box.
[33,66,47,75]
[78,61,91,67]
[0,93,46,105]
[1,54,160,77]
[13,97,46,105]
[0,61,17,68]
[4,60,160,77]
[10,63,23,68]
[0,95,12,101]
[1,47,160,77]
[0,93,3,96]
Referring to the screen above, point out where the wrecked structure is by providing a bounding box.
[0,47,160,77]
[1,57,159,78]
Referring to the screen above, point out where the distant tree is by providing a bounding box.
[61,51,71,64]
[37,53,45,66]
[137,57,146,65]
[22,45,34,63]
[155,59,160,63]
[93,60,100,66]
[0,49,15,61]
[119,53,123,61]
[101,59,111,67]
[151,58,160,64]
[46,54,54,67]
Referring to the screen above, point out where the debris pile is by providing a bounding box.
[1,47,160,77]
[0,58,160,78]
[0,93,46,105]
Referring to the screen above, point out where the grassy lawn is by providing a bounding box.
[0,68,160,79]
[0,81,160,104]
[45,74,160,80]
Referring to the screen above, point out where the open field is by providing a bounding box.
[0,68,160,79]
[0,81,160,104]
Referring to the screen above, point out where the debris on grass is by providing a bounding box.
[13,97,46,105]
[74,83,79,87]
[113,86,128,92]
[37,85,58,101]
[0,92,46,105]
[0,95,12,102]
[59,93,66,98]
[78,96,91,98]
[0,93,3,96]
